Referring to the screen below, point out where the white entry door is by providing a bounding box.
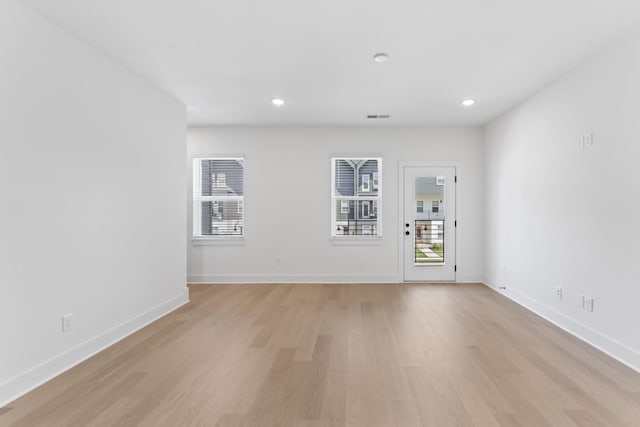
[403,166,456,281]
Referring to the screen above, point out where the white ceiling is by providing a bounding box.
[23,0,640,126]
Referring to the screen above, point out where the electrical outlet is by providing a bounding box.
[578,133,594,149]
[585,297,594,312]
[62,313,73,332]
[584,133,594,149]
[577,294,585,308]
[555,287,563,299]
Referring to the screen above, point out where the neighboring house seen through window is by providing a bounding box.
[361,175,371,192]
[193,157,244,238]
[216,172,226,187]
[331,157,382,237]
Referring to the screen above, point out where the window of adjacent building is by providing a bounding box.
[193,157,244,238]
[361,174,371,192]
[362,201,370,218]
[216,172,226,187]
[331,157,382,237]
[436,176,445,186]
[432,200,439,213]
[417,200,424,213]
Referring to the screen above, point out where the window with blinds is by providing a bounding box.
[331,157,382,237]
[192,157,244,238]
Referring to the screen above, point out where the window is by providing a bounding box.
[417,200,424,213]
[193,157,244,238]
[432,201,439,213]
[436,176,445,186]
[331,157,381,237]
[362,201,370,218]
[361,174,371,192]
[212,201,222,219]
[216,172,226,187]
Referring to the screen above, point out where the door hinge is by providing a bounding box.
[455,175,457,183]
[454,265,457,272]
[455,220,457,227]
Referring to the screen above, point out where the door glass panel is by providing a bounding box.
[414,176,445,265]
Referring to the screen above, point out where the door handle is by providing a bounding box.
[405,223,410,228]
[405,231,410,236]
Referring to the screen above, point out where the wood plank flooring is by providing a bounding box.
[2,283,640,426]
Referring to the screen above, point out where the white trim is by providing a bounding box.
[0,288,190,407]
[188,274,401,284]
[481,279,640,374]
[192,236,245,245]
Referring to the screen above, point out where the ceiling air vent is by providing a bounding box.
[366,114,391,119]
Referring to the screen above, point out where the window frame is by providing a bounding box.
[192,156,245,243]
[331,156,382,240]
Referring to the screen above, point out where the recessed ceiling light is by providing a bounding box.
[373,53,389,63]
[462,99,476,107]
[271,98,285,106]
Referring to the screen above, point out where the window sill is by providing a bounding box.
[192,237,245,246]
[330,236,383,246]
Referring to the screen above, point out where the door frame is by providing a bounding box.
[398,161,461,282]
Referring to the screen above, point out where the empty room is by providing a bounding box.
[1,0,640,425]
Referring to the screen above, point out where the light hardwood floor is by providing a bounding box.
[2,283,640,426]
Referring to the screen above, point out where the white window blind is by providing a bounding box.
[331,157,382,237]
[193,157,244,238]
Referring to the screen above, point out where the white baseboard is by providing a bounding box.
[188,272,485,285]
[187,273,403,284]
[0,287,190,407]
[481,279,640,373]
[457,273,485,283]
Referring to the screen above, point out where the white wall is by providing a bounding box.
[484,27,640,370]
[0,1,188,405]
[188,127,484,284]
